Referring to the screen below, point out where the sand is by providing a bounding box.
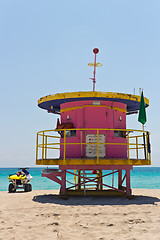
[0,189,160,240]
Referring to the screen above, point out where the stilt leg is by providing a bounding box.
[99,170,103,190]
[60,170,66,195]
[78,170,81,190]
[126,169,131,195]
[96,170,102,190]
[118,170,122,190]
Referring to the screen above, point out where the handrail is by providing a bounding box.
[36,128,151,164]
[97,129,99,164]
[37,128,147,133]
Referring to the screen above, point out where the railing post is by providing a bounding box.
[143,132,147,160]
[127,130,130,162]
[136,136,138,160]
[146,132,149,161]
[45,135,47,160]
[148,132,151,162]
[97,129,99,164]
[80,130,83,157]
[42,131,45,164]
[63,129,66,165]
[36,133,38,163]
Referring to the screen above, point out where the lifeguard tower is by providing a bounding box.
[36,48,151,197]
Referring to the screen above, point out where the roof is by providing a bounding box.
[38,91,149,114]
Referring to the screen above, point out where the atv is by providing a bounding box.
[8,168,32,193]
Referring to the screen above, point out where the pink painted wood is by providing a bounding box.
[126,169,132,194]
[59,165,133,170]
[118,170,122,189]
[42,171,62,185]
[59,100,127,159]
[60,170,66,195]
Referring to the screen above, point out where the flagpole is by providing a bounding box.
[138,90,147,160]
[143,125,147,160]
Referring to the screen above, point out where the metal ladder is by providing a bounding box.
[75,170,103,196]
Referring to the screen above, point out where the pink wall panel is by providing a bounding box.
[60,137,81,158]
[59,100,127,159]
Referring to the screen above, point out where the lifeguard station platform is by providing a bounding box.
[36,49,151,197]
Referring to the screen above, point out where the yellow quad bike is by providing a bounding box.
[8,169,32,193]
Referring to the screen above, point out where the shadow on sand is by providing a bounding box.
[8,190,27,194]
[32,194,160,206]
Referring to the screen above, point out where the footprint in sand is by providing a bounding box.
[7,227,13,229]
[126,219,145,224]
[79,224,88,228]
[48,222,59,226]
[107,223,114,227]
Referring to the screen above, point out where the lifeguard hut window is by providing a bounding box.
[114,130,126,138]
[66,130,76,137]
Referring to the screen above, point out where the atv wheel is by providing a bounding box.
[8,183,15,193]
[24,184,30,192]
[28,184,32,191]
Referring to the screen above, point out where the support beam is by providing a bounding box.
[42,166,133,197]
[60,170,66,195]
[126,169,131,195]
[118,170,122,190]
[60,165,133,171]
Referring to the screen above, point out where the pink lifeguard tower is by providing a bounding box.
[36,48,151,197]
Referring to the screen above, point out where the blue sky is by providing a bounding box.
[0,0,160,167]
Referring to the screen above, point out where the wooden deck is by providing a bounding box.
[36,158,151,166]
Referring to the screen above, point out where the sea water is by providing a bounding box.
[0,167,160,192]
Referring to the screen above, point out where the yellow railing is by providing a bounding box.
[36,128,151,165]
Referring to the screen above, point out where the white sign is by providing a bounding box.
[86,134,106,158]
[92,101,101,105]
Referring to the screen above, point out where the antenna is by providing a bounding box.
[88,48,102,91]
[134,88,135,95]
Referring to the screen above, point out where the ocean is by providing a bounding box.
[1,167,160,192]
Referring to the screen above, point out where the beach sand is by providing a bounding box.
[0,189,160,240]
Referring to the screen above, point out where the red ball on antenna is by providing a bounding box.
[93,48,99,54]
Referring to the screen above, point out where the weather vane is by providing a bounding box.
[88,48,102,91]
